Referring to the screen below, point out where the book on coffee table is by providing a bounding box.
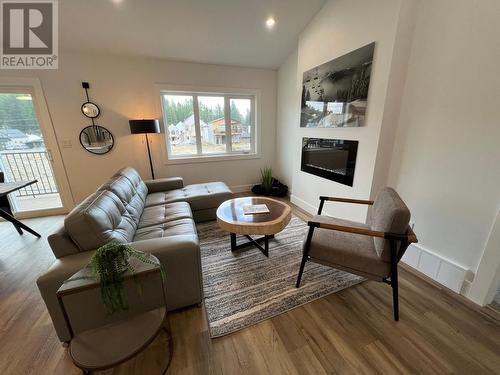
[242,204,270,215]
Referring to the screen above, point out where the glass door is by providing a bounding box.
[0,90,65,214]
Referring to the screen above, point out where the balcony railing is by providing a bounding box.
[0,150,58,197]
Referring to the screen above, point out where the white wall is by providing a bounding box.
[467,207,500,305]
[370,0,420,201]
[0,52,277,203]
[276,0,404,222]
[388,0,500,275]
[275,49,298,188]
[276,0,500,299]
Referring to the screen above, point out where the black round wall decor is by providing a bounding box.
[80,82,114,155]
[79,125,114,155]
[81,102,100,118]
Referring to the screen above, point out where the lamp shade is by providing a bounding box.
[129,119,160,134]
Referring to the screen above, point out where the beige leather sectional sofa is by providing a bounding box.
[37,167,232,342]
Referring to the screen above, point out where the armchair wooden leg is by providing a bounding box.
[296,226,315,288]
[390,240,399,321]
[391,273,399,321]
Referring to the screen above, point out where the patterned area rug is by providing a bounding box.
[197,215,364,338]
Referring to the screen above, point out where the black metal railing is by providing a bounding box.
[0,150,59,196]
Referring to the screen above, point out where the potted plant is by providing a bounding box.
[251,167,288,197]
[260,167,273,194]
[74,241,164,314]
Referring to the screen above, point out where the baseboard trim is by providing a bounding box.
[290,194,317,215]
[400,263,500,323]
[229,184,255,194]
[402,243,470,294]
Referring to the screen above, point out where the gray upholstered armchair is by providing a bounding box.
[296,187,417,321]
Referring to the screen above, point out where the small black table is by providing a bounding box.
[0,180,41,238]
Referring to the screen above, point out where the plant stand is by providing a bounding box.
[57,256,173,374]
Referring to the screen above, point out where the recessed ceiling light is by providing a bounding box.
[111,0,124,4]
[266,17,276,29]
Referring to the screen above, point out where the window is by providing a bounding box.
[161,91,256,160]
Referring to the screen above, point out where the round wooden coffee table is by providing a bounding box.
[216,197,291,257]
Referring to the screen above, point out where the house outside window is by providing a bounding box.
[160,89,257,162]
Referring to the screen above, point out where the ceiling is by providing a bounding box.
[59,0,325,69]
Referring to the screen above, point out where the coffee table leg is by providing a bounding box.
[230,233,237,252]
[230,233,274,257]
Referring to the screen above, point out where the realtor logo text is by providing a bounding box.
[1,0,58,69]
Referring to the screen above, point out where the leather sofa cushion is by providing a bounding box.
[144,177,184,193]
[98,175,146,228]
[370,187,411,262]
[145,182,232,211]
[138,202,193,229]
[130,235,201,312]
[134,218,197,241]
[64,190,137,251]
[308,215,390,279]
[113,167,149,201]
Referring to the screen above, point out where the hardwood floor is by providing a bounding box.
[0,204,499,374]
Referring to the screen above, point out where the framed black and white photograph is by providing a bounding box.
[300,42,375,128]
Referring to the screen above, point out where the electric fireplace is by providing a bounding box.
[301,138,358,186]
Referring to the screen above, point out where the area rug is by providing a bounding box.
[197,216,364,338]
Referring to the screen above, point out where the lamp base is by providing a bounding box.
[145,133,155,180]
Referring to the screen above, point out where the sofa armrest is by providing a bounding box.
[36,251,94,342]
[47,224,80,258]
[38,234,203,343]
[144,177,184,193]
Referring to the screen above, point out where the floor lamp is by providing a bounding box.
[129,119,160,179]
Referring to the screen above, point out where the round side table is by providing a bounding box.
[57,256,173,374]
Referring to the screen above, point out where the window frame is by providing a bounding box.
[156,85,260,165]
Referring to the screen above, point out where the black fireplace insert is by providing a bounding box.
[301,138,358,186]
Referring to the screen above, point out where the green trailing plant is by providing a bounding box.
[260,167,273,193]
[72,242,164,314]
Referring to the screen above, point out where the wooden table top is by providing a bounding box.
[216,197,292,235]
[70,306,167,371]
[57,254,168,372]
[0,180,37,196]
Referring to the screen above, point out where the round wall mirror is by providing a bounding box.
[81,102,100,118]
[80,125,114,154]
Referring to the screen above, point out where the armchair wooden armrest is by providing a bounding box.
[307,220,418,244]
[319,196,374,205]
[317,196,374,215]
[308,220,385,238]
[405,226,418,244]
